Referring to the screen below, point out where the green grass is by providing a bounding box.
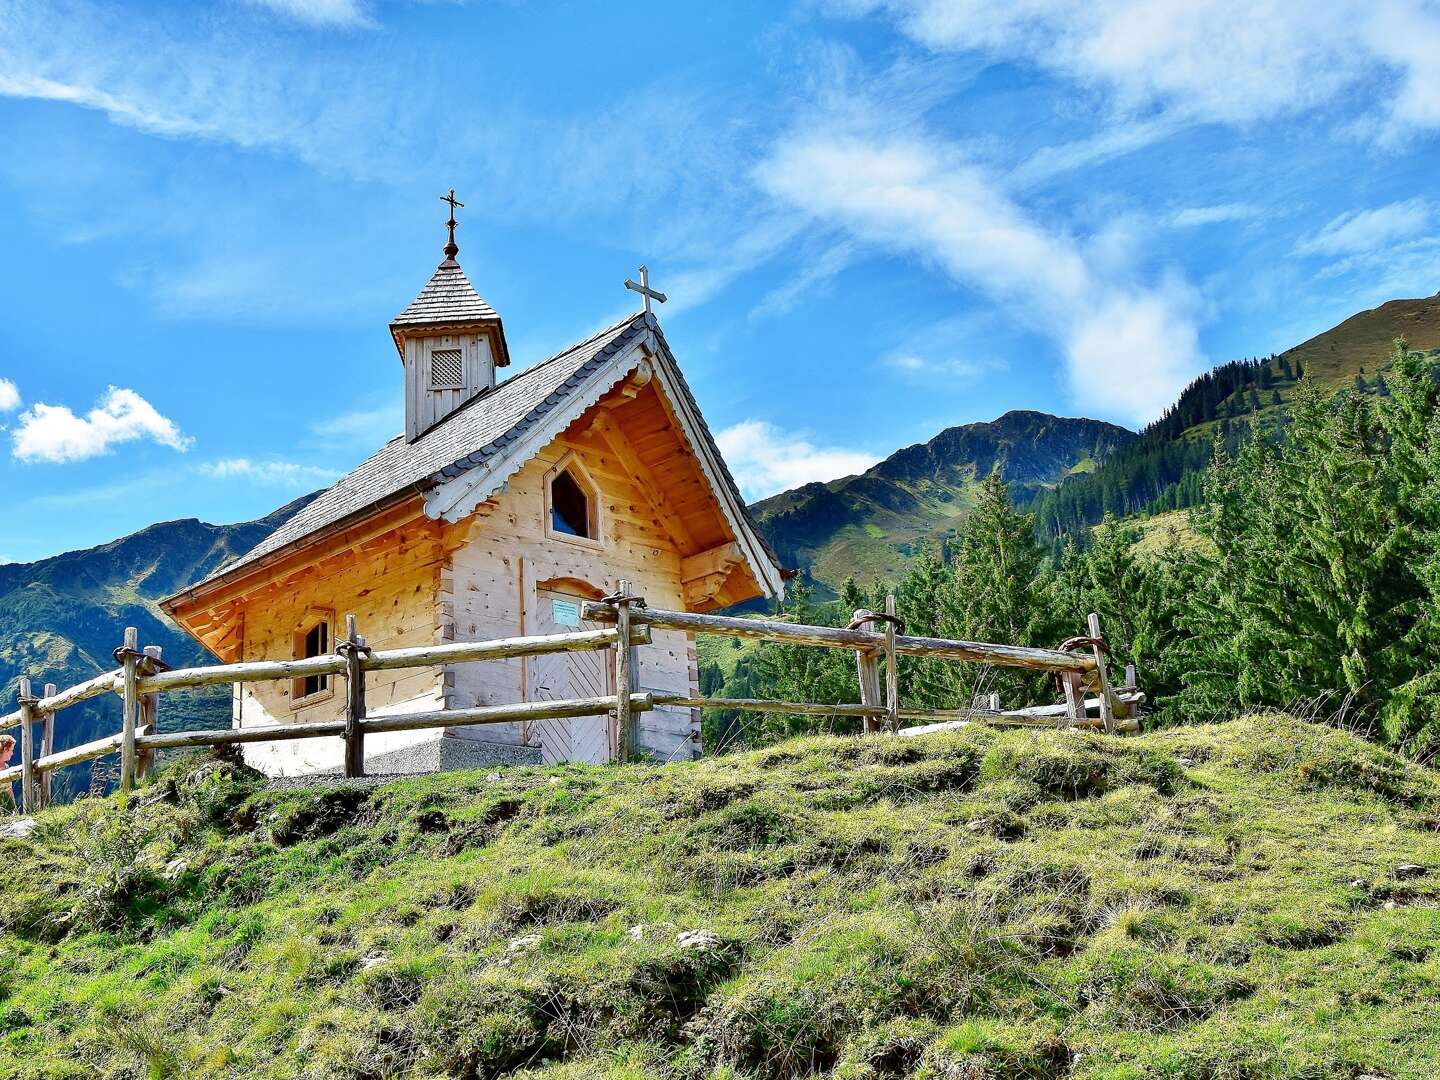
[2,715,1438,1078]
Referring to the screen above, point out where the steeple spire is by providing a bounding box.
[439,187,464,265]
[392,189,510,441]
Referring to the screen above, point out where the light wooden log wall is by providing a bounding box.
[442,396,704,763]
[227,521,452,776]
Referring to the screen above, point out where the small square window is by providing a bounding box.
[291,616,332,705]
[431,348,464,389]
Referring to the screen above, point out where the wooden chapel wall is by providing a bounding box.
[228,519,448,775]
[440,404,703,762]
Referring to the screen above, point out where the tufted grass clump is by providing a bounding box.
[1,716,1439,1078]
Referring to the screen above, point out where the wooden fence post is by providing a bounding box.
[17,678,37,814]
[136,647,162,782]
[851,609,882,735]
[883,594,899,733]
[1124,663,1137,690]
[1062,673,1085,726]
[1087,613,1117,735]
[119,627,140,794]
[39,683,55,809]
[614,582,637,762]
[341,614,368,778]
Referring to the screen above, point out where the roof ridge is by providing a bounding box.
[500,310,645,385]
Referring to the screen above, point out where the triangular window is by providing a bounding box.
[550,468,593,539]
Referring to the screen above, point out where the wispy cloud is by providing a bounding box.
[1295,198,1433,257]
[884,352,983,378]
[1012,116,1183,186]
[0,378,19,413]
[0,2,418,178]
[197,458,340,486]
[1171,203,1261,228]
[245,0,374,28]
[12,387,192,464]
[309,401,403,447]
[0,2,779,327]
[715,420,879,500]
[755,131,1204,422]
[878,314,1003,380]
[842,1,1440,141]
[750,239,857,319]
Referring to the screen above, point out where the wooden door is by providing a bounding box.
[530,589,613,764]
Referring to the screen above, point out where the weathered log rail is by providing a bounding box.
[582,597,1139,739]
[1,587,1139,815]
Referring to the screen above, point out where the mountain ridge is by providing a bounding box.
[0,493,318,794]
[752,409,1135,586]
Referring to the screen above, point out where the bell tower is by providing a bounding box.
[390,189,511,442]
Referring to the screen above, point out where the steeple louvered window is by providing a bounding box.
[430,348,464,390]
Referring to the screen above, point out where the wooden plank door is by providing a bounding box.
[530,589,614,764]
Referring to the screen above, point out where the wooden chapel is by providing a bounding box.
[162,197,784,774]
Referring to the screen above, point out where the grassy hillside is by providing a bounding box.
[1285,296,1440,388]
[0,496,315,795]
[4,715,1438,1079]
[752,411,1133,588]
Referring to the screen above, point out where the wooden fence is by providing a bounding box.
[0,583,1141,814]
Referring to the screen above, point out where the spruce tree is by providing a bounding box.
[945,472,1060,705]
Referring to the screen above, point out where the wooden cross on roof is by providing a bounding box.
[439,187,464,261]
[624,264,667,316]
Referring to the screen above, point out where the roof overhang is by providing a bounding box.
[388,317,512,368]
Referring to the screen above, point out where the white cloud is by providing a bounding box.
[845,0,1440,139]
[197,458,340,485]
[715,420,880,500]
[0,379,19,413]
[1171,203,1260,228]
[1295,198,1433,257]
[755,132,1204,421]
[245,0,373,27]
[12,387,192,464]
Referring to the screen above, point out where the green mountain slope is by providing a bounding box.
[752,411,1134,587]
[0,495,316,795]
[3,715,1438,1078]
[1034,295,1440,538]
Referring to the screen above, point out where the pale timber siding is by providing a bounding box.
[232,529,447,775]
[444,423,701,761]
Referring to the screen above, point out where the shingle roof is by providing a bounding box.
[178,309,785,600]
[391,260,501,329]
[197,312,649,586]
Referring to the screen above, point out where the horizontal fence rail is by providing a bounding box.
[580,603,1098,674]
[2,580,1141,815]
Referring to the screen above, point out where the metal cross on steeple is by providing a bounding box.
[624,264,668,315]
[439,187,464,262]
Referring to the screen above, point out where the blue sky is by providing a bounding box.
[3,0,1440,564]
